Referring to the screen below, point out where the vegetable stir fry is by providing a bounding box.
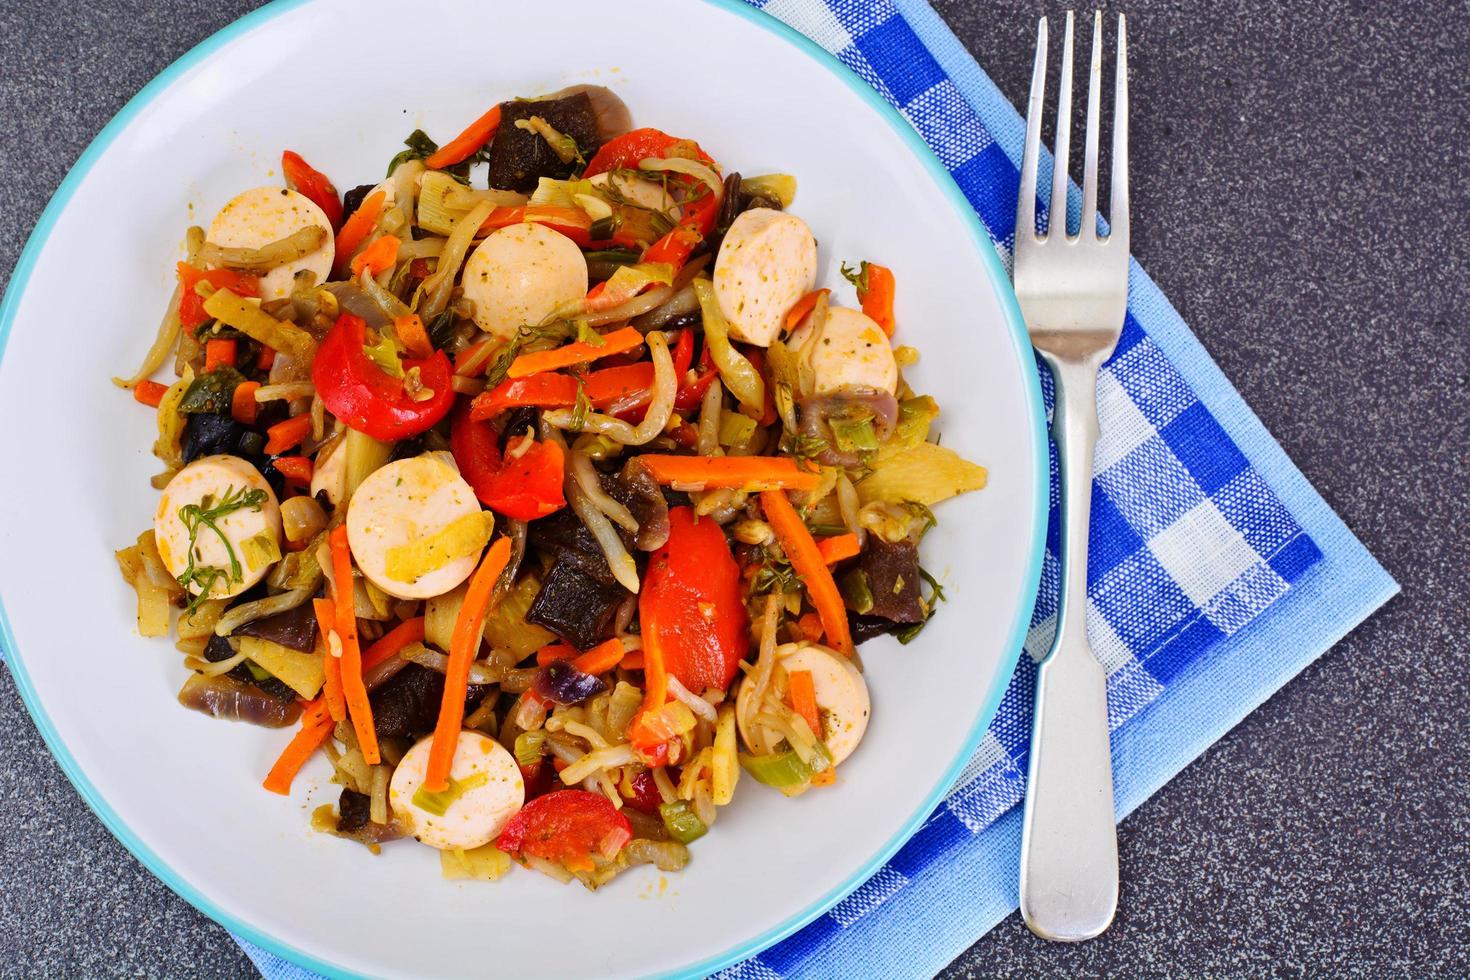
[114,87,988,888]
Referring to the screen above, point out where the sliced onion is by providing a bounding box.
[177,673,300,728]
[797,387,900,468]
[620,458,669,551]
[215,585,315,637]
[535,661,609,706]
[280,495,328,547]
[534,84,633,140]
[403,642,499,685]
[667,675,718,724]
[570,450,638,533]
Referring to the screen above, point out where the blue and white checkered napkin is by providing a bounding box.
[233,1,1395,976]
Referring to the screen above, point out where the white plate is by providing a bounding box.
[0,1,1046,976]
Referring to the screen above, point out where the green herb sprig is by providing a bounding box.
[176,484,268,615]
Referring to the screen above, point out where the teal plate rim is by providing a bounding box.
[0,1,1049,976]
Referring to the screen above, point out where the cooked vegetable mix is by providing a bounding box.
[116,89,987,889]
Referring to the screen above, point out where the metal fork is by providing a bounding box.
[1013,10,1129,943]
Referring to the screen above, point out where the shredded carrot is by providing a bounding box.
[621,650,645,670]
[784,288,830,331]
[349,234,401,278]
[811,768,836,786]
[425,104,503,170]
[637,455,821,492]
[329,526,378,764]
[361,616,426,672]
[264,414,312,455]
[204,338,236,373]
[394,313,433,359]
[272,455,313,486]
[333,190,386,277]
[231,380,260,424]
[860,263,896,336]
[761,490,853,655]
[795,611,824,642]
[258,347,276,372]
[816,533,861,565]
[426,537,512,791]
[133,380,168,408]
[573,638,625,676]
[506,326,643,379]
[262,713,334,795]
[535,642,579,666]
[788,669,822,740]
[313,598,346,722]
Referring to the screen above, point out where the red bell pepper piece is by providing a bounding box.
[311,313,456,441]
[281,150,343,230]
[639,506,748,692]
[470,373,578,420]
[583,128,714,177]
[674,341,718,412]
[449,403,566,520]
[623,769,665,815]
[480,205,593,247]
[176,264,259,334]
[496,789,633,872]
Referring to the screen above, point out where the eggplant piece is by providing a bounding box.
[370,664,488,741]
[525,560,630,651]
[850,537,926,624]
[203,632,298,702]
[232,601,319,653]
[340,183,375,219]
[484,94,602,191]
[182,412,252,464]
[337,788,372,834]
[849,613,899,645]
[528,509,619,586]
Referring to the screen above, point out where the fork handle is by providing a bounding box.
[1019,356,1119,942]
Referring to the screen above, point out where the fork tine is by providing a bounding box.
[1079,11,1103,240]
[1109,13,1129,249]
[1018,16,1048,242]
[1048,11,1075,239]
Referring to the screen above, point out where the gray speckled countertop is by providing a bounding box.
[1,1,1466,976]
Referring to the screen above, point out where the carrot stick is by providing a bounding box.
[231,380,260,424]
[133,380,168,408]
[329,526,379,764]
[784,288,830,331]
[394,313,433,359]
[333,190,385,277]
[272,455,313,486]
[811,767,836,786]
[264,414,312,454]
[621,650,645,671]
[860,264,896,337]
[816,533,861,565]
[760,490,853,655]
[506,326,643,379]
[637,455,822,492]
[425,104,503,170]
[313,598,346,722]
[795,611,824,642]
[535,642,579,666]
[788,669,822,740]
[426,537,512,791]
[262,713,334,795]
[349,234,400,278]
[572,638,625,675]
[204,338,236,373]
[362,616,426,672]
